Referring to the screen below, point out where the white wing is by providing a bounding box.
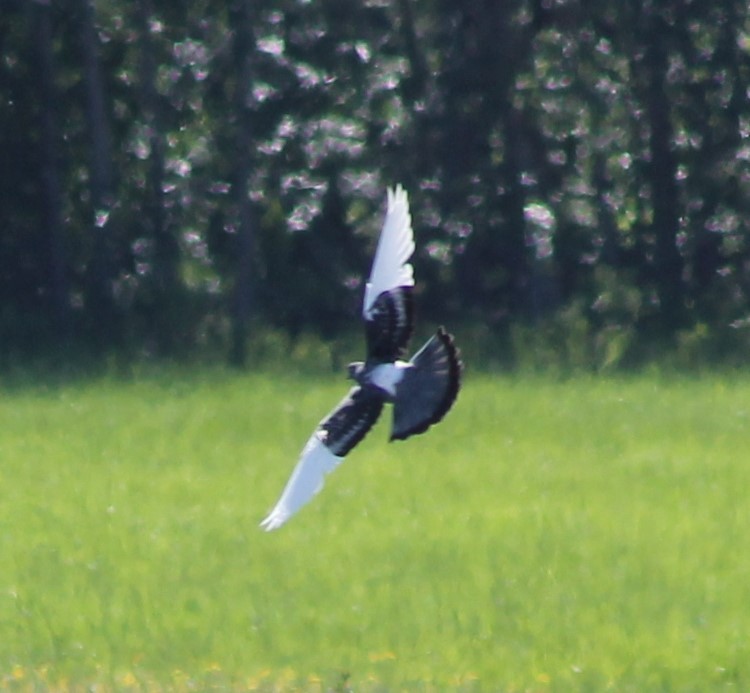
[260,433,343,531]
[261,386,384,531]
[363,185,415,319]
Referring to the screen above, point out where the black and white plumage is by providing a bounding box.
[260,185,462,531]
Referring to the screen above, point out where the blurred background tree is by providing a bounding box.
[2,0,750,371]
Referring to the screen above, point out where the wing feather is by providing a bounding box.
[260,387,384,531]
[363,185,415,318]
[365,287,414,362]
[260,433,342,531]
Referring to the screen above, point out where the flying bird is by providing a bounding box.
[260,185,462,531]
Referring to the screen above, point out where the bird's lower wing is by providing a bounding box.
[260,433,343,531]
[260,386,384,531]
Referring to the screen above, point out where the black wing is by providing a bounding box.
[364,286,415,363]
[319,385,386,456]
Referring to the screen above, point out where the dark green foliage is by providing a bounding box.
[2,0,750,370]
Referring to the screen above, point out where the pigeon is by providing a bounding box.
[260,185,462,531]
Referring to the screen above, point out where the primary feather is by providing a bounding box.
[363,184,415,319]
[259,434,343,531]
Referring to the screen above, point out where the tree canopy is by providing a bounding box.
[2,0,750,370]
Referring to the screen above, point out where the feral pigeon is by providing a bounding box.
[261,185,462,530]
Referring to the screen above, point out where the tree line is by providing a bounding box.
[2,0,750,371]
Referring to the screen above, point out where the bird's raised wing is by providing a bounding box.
[260,387,384,531]
[362,185,416,362]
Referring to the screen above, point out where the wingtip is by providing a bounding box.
[259,512,286,532]
[387,183,408,210]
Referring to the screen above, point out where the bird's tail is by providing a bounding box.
[390,327,462,441]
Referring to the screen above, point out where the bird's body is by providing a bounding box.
[349,360,409,398]
[260,185,462,531]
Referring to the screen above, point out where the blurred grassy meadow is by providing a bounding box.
[1,367,750,691]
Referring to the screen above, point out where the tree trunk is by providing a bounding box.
[33,1,71,343]
[642,5,684,333]
[482,0,532,319]
[445,1,532,319]
[396,0,428,103]
[228,0,258,368]
[136,0,180,356]
[78,0,118,351]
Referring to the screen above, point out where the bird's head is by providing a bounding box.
[347,361,366,383]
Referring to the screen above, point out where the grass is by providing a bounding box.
[1,369,750,690]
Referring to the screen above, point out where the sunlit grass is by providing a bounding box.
[1,370,750,690]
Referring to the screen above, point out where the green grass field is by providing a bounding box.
[1,369,750,691]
